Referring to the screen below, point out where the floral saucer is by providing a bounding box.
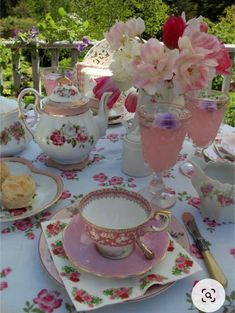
[39,204,190,303]
[62,215,169,278]
[0,157,63,222]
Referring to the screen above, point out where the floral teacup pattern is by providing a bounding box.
[0,121,26,145]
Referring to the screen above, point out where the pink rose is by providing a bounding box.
[13,218,33,231]
[60,190,71,200]
[83,294,93,302]
[185,259,193,267]
[124,92,138,113]
[1,228,10,234]
[173,44,215,93]
[108,176,124,185]
[61,171,77,180]
[47,223,61,236]
[27,233,35,240]
[93,173,108,182]
[76,132,88,142]
[36,153,48,163]
[69,272,80,282]
[2,268,12,276]
[188,197,201,208]
[147,274,157,281]
[163,15,186,49]
[114,288,129,299]
[106,134,119,142]
[132,39,179,95]
[33,289,63,313]
[93,76,121,109]
[230,248,235,258]
[0,282,8,291]
[50,130,66,146]
[203,217,221,227]
[176,263,185,270]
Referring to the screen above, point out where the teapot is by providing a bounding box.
[190,156,235,223]
[0,96,33,157]
[17,85,111,164]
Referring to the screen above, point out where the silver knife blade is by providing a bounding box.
[182,212,209,251]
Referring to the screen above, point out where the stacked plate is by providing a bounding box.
[203,134,235,162]
[39,203,201,310]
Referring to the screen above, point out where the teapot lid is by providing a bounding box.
[43,84,89,116]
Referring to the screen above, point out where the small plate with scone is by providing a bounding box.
[0,157,63,222]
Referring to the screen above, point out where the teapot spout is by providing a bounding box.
[94,92,112,137]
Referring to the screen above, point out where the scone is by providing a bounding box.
[0,161,10,191]
[2,174,36,209]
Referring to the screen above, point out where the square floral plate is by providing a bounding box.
[0,157,63,222]
[38,202,190,303]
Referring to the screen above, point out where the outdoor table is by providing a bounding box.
[1,122,234,313]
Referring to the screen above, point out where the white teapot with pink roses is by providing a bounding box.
[18,85,111,164]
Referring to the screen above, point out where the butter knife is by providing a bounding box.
[182,212,227,288]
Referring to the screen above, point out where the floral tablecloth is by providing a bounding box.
[1,123,234,313]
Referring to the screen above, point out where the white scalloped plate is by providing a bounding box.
[0,157,63,222]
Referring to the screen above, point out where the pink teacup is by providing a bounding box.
[78,188,170,259]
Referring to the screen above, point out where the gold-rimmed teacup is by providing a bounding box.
[78,188,170,260]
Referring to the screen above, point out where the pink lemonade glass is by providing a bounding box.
[180,89,229,177]
[138,102,192,210]
[41,67,75,95]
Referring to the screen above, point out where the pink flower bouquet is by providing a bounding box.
[93,14,231,112]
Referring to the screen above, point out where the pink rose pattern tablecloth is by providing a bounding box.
[1,123,234,313]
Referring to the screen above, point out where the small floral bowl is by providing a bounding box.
[190,156,235,223]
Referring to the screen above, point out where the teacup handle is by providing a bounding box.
[136,210,171,260]
[145,210,171,232]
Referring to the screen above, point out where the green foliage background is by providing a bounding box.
[0,0,234,126]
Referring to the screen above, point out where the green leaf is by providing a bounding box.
[230,290,235,300]
[65,302,76,312]
[58,7,67,17]
[83,20,89,28]
[225,295,231,302]
[31,308,44,313]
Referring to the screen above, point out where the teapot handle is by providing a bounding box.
[18,88,41,139]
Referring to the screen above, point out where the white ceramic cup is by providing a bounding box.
[78,188,170,259]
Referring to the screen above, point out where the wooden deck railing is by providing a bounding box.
[1,40,235,94]
[1,40,85,93]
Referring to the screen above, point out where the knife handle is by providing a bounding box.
[202,250,227,289]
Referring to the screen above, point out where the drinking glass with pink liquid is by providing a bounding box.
[138,102,192,210]
[41,67,75,95]
[180,89,229,177]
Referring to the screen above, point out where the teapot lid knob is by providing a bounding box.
[43,84,89,116]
